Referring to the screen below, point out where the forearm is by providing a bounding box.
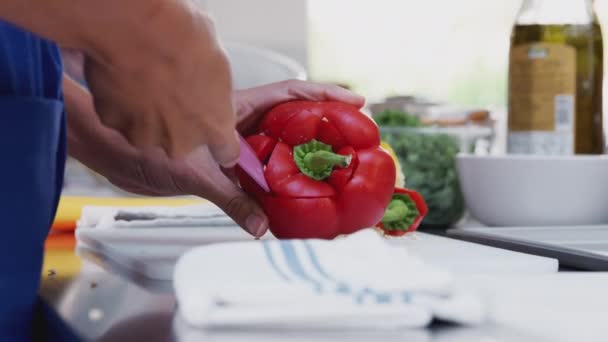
[0,0,184,60]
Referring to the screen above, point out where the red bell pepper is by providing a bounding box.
[376,187,428,236]
[237,100,396,239]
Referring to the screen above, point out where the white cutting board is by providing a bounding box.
[75,226,558,281]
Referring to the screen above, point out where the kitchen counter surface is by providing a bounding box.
[39,227,608,342]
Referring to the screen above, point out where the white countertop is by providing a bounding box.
[455,273,608,341]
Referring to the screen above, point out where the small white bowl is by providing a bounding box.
[456,153,608,227]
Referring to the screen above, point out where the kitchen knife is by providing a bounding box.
[238,134,271,192]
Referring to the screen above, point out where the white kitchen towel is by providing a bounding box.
[173,229,485,330]
[77,203,237,229]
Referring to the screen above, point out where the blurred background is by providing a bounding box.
[203,0,608,113]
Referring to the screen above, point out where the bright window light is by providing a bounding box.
[308,0,608,114]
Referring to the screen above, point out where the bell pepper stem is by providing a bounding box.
[294,139,352,180]
[380,193,419,231]
[381,199,409,223]
[303,151,351,174]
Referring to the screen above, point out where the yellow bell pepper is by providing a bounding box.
[381,141,405,187]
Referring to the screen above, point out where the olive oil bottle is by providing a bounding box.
[507,0,605,155]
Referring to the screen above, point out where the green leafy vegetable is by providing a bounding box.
[373,109,423,127]
[377,121,465,227]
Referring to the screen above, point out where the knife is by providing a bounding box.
[238,134,271,192]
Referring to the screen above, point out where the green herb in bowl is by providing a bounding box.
[374,109,465,228]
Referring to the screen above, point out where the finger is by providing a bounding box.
[128,114,167,149]
[220,165,239,184]
[204,177,269,238]
[95,108,135,140]
[235,80,366,122]
[222,191,269,238]
[207,129,241,168]
[181,146,267,237]
[284,80,366,107]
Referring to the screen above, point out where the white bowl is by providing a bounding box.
[456,153,608,227]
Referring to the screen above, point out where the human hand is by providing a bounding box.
[82,0,239,165]
[234,79,365,134]
[2,0,240,165]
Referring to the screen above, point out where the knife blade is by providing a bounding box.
[238,134,271,192]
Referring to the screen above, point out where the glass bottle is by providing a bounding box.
[507,0,604,155]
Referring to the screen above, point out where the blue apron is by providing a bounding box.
[0,21,76,340]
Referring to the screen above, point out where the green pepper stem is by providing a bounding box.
[380,193,420,231]
[293,139,352,180]
[381,199,409,223]
[303,151,351,174]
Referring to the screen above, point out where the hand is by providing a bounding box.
[64,77,365,237]
[83,0,239,165]
[2,0,239,166]
[234,80,365,134]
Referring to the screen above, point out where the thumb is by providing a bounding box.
[210,183,269,238]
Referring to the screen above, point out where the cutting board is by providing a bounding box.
[75,227,558,281]
[52,196,204,231]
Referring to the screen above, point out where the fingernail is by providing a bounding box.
[213,144,239,168]
[221,157,239,169]
[211,139,240,168]
[246,214,267,237]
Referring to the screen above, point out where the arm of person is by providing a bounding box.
[0,0,90,47]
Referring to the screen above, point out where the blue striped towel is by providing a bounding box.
[174,228,484,330]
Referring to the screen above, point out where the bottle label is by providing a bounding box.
[508,43,577,155]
